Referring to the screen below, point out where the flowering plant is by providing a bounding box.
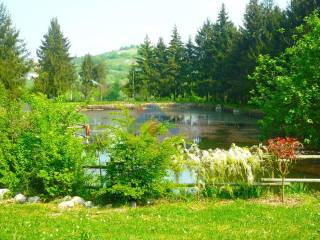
[267,137,301,160]
[267,137,302,202]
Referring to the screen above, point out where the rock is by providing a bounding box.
[71,196,86,205]
[84,201,93,208]
[14,193,27,204]
[58,200,75,209]
[186,187,200,195]
[62,195,72,201]
[0,189,10,200]
[58,196,89,209]
[28,196,40,203]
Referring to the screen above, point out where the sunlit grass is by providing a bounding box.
[0,197,319,239]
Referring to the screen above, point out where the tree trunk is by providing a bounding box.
[281,176,285,203]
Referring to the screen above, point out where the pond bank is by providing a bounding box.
[81,102,264,119]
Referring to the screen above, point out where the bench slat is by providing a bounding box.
[261,178,320,183]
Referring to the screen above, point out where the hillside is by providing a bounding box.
[73,46,138,85]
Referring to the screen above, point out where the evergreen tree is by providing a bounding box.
[228,0,285,103]
[154,37,169,98]
[36,18,76,98]
[80,54,94,100]
[167,25,184,100]
[181,37,196,98]
[284,0,320,46]
[93,62,107,100]
[125,64,137,99]
[194,19,215,101]
[0,3,30,96]
[212,4,239,101]
[135,35,156,100]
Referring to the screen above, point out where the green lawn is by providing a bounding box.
[0,198,319,240]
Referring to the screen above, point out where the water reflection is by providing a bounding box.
[83,107,320,181]
[84,107,259,150]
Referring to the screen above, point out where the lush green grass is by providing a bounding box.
[0,197,319,240]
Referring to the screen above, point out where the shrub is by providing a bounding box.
[0,93,91,199]
[250,13,320,148]
[267,137,302,202]
[180,144,266,187]
[94,112,182,203]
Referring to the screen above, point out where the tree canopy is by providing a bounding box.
[0,3,30,96]
[36,18,76,98]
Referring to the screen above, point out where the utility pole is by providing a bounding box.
[132,67,135,100]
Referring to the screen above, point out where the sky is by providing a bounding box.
[3,0,289,58]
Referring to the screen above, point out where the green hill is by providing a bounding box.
[73,46,138,85]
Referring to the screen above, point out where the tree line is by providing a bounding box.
[0,3,106,100]
[1,0,320,102]
[124,0,320,103]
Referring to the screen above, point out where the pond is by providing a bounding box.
[84,105,320,183]
[84,105,260,149]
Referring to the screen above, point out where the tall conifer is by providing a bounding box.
[37,18,76,98]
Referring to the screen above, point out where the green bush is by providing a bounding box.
[0,92,91,199]
[250,13,320,148]
[94,111,182,203]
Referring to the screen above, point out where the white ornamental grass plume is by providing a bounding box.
[177,143,265,187]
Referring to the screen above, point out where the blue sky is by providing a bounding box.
[3,0,289,58]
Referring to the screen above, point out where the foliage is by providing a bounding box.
[251,13,320,148]
[73,46,137,85]
[36,18,76,98]
[80,54,94,100]
[267,137,302,202]
[0,92,90,199]
[72,1,319,104]
[123,1,306,104]
[173,143,267,189]
[94,112,182,202]
[267,137,302,160]
[0,3,30,96]
[167,25,185,100]
[203,185,264,199]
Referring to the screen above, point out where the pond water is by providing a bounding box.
[84,105,260,149]
[84,105,320,183]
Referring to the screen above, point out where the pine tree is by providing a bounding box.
[0,3,30,96]
[194,19,215,101]
[80,54,94,100]
[285,0,320,46]
[135,35,156,100]
[36,18,76,98]
[167,25,184,100]
[212,4,239,101]
[181,37,196,98]
[228,0,285,103]
[154,37,168,98]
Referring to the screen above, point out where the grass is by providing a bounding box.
[73,47,138,85]
[0,197,319,240]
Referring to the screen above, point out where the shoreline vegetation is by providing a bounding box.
[79,102,264,119]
